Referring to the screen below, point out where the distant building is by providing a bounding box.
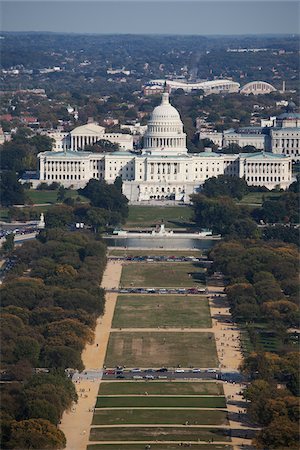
[0,126,12,145]
[143,85,165,96]
[223,128,270,151]
[261,117,276,128]
[275,112,300,128]
[120,122,147,135]
[240,81,276,95]
[34,91,293,201]
[43,123,133,152]
[146,79,240,95]
[199,130,223,148]
[103,118,119,126]
[270,109,300,161]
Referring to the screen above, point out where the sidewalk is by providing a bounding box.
[59,260,122,450]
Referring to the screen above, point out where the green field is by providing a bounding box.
[99,382,223,396]
[87,445,232,450]
[108,249,202,257]
[120,263,205,287]
[25,189,59,204]
[238,191,284,206]
[126,205,193,228]
[89,426,231,442]
[104,332,218,368]
[92,409,228,425]
[25,188,88,204]
[0,208,9,220]
[95,396,226,409]
[112,295,211,328]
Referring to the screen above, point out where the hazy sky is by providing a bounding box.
[1,0,299,35]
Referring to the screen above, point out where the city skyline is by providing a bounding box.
[1,1,299,35]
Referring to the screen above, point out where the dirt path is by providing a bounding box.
[208,285,255,449]
[59,260,122,450]
[88,440,232,445]
[91,424,258,430]
[94,407,228,410]
[110,327,214,332]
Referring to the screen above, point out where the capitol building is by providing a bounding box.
[37,91,293,203]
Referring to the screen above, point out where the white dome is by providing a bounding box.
[143,91,188,156]
[150,92,181,122]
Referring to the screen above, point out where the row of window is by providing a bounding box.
[46,174,81,180]
[246,176,284,183]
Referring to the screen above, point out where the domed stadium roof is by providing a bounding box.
[240,81,276,94]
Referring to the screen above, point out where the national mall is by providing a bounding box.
[35,91,293,203]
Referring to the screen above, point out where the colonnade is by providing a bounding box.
[71,135,102,151]
[145,137,185,148]
[149,162,180,176]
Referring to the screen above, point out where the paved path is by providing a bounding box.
[94,407,228,410]
[91,424,258,429]
[208,285,255,449]
[110,327,214,332]
[59,260,122,450]
[87,440,232,445]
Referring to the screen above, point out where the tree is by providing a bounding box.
[114,176,123,192]
[14,337,41,366]
[202,175,249,200]
[86,208,109,232]
[8,418,66,449]
[221,143,242,154]
[42,345,84,371]
[80,179,128,222]
[262,225,300,247]
[45,205,74,228]
[84,139,119,153]
[2,233,15,254]
[253,278,283,303]
[262,300,299,327]
[57,186,67,202]
[242,145,258,153]
[288,174,299,193]
[254,416,299,449]
[0,171,26,206]
[25,399,60,425]
[228,218,259,239]
[190,194,242,235]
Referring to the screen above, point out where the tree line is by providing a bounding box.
[190,175,299,245]
[0,229,107,449]
[209,239,299,449]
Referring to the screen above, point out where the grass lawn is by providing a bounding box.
[89,426,231,442]
[25,189,88,204]
[120,263,205,287]
[92,409,228,425]
[238,191,284,206]
[126,205,194,228]
[104,332,218,368]
[25,189,58,204]
[108,249,202,257]
[87,445,232,450]
[95,396,226,409]
[0,209,9,220]
[99,382,224,396]
[112,295,211,328]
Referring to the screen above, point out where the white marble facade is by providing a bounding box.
[37,91,293,202]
